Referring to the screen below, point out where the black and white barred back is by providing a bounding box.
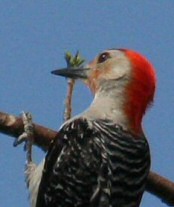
[36,118,150,207]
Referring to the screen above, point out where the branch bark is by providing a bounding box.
[0,111,56,151]
[147,171,174,206]
[0,111,174,206]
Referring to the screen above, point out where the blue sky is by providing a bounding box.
[0,1,174,206]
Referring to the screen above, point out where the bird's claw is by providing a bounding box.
[13,112,34,147]
[13,132,29,147]
[13,111,34,163]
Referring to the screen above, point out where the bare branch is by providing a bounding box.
[146,171,174,206]
[0,111,56,151]
[64,78,75,121]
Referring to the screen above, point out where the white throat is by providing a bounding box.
[82,83,130,130]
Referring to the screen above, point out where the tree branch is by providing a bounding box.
[147,171,174,206]
[0,111,56,151]
[0,111,174,206]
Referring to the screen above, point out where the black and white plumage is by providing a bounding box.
[25,49,156,207]
[35,118,150,207]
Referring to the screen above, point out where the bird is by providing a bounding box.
[25,49,156,207]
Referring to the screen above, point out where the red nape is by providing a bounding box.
[124,50,156,135]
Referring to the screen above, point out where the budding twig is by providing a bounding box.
[64,51,85,121]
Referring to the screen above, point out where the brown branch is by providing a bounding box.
[0,111,174,206]
[0,111,56,151]
[147,171,174,206]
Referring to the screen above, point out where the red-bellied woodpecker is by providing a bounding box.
[26,49,156,207]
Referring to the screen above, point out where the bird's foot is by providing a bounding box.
[13,111,34,163]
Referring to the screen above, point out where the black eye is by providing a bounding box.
[98,52,110,63]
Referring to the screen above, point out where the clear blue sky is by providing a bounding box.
[0,1,174,206]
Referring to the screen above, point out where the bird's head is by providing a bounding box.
[52,49,156,134]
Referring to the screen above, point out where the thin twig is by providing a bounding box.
[64,78,75,121]
[64,51,85,121]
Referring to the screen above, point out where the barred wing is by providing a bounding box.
[36,119,150,207]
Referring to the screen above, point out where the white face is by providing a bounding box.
[85,49,132,92]
[103,49,132,80]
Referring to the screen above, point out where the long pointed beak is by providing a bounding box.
[51,68,90,79]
